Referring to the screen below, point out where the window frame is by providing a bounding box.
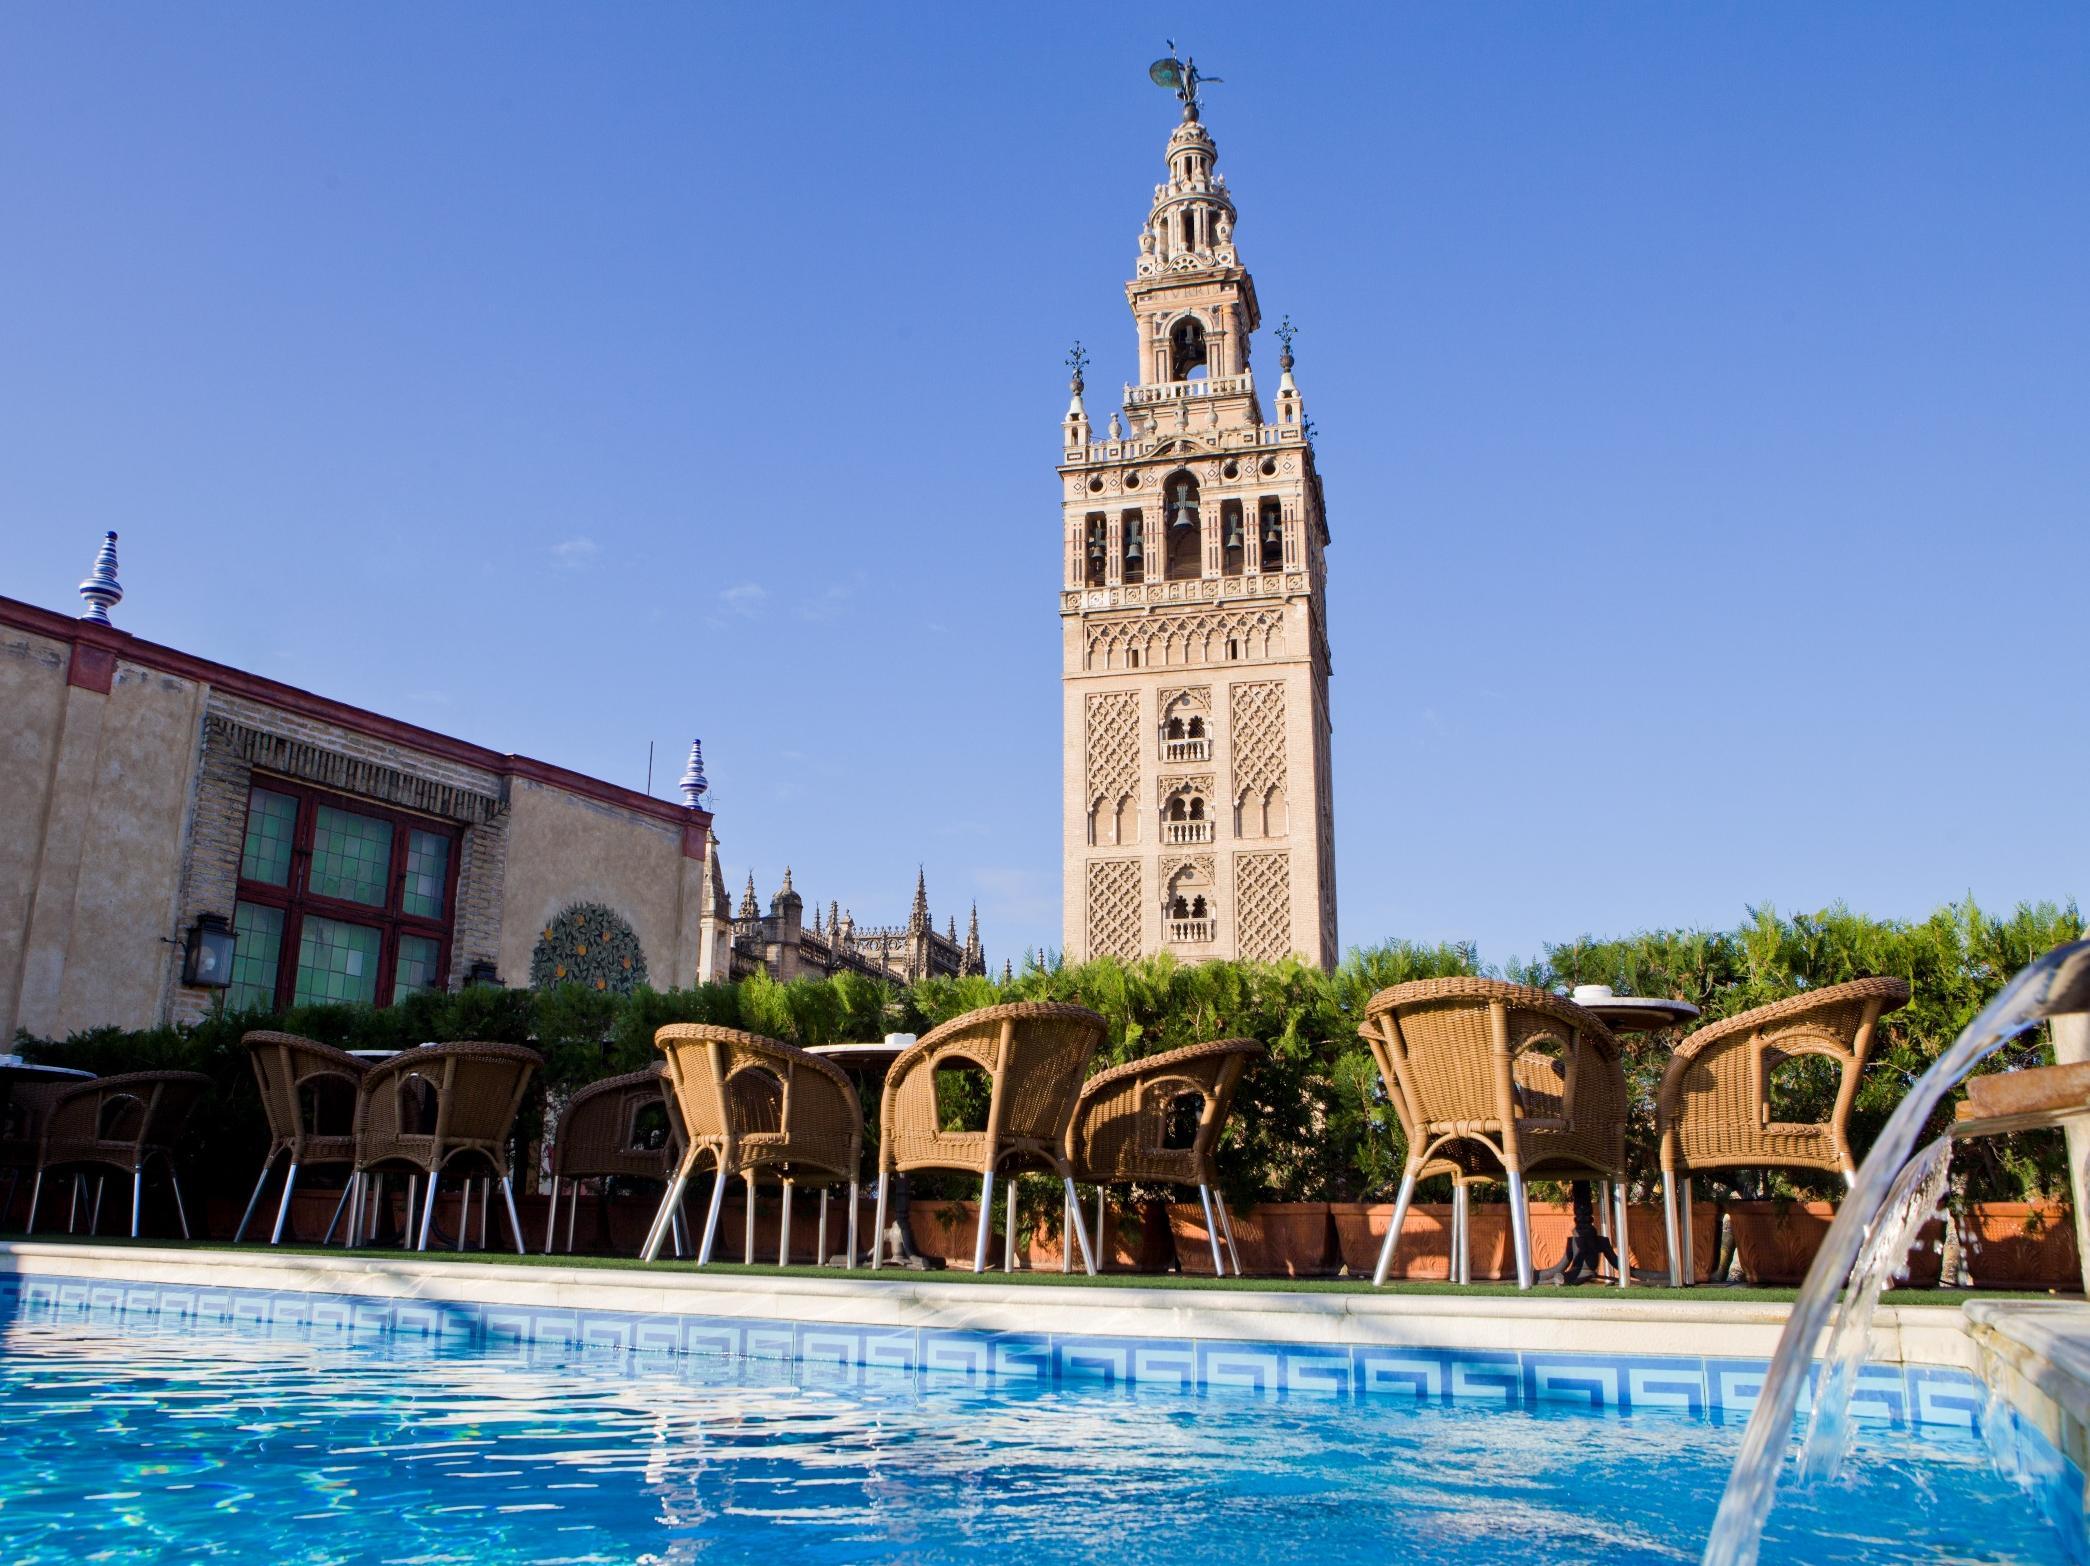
[232,776,462,1010]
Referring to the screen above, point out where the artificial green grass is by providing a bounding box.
[5,1233,2074,1307]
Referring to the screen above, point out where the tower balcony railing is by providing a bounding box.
[1124,371,1255,409]
[1167,919,1213,944]
[1162,737,1211,763]
[1162,820,1213,845]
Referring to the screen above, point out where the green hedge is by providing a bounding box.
[13,898,2079,1213]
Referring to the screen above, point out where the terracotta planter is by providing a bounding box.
[1011,1195,1171,1272]
[1622,1203,1723,1284]
[1961,1202,2079,1289]
[1333,1200,1720,1283]
[1169,1201,1334,1276]
[1729,1200,1960,1287]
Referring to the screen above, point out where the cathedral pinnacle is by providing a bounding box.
[909,867,929,932]
[738,873,758,921]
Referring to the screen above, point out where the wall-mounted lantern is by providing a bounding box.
[182,914,237,988]
[465,959,502,988]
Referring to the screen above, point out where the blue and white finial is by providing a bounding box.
[678,738,709,808]
[78,531,123,626]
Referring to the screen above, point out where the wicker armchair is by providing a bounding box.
[1656,976,1910,1286]
[1067,1038,1263,1275]
[643,1025,864,1267]
[1358,979,1625,1289]
[348,1042,541,1253]
[873,1002,1106,1275]
[544,1065,686,1255]
[1,1078,77,1228]
[26,1071,211,1239]
[234,1032,368,1245]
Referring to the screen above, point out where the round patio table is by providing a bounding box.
[1548,990,1700,1285]
[806,1039,920,1267]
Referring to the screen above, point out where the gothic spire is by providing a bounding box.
[738,873,759,921]
[909,867,929,933]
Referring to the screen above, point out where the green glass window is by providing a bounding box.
[239,789,300,888]
[309,805,393,907]
[402,829,450,920]
[293,915,382,1006]
[393,934,442,1003]
[226,902,285,1011]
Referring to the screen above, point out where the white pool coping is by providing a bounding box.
[0,1240,1978,1367]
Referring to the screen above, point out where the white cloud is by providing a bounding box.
[720,582,769,617]
[550,537,600,568]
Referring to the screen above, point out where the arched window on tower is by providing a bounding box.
[1220,500,1245,574]
[1169,316,1208,382]
[1164,472,1202,581]
[1259,500,1285,572]
[1084,515,1108,588]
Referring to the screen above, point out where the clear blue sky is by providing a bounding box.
[4,5,2084,971]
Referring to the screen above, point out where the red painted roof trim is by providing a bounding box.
[3,595,713,845]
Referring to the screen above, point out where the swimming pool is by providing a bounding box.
[0,1304,2074,1565]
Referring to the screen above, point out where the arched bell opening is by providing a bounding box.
[1164,471,1203,580]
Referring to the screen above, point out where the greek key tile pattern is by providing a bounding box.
[0,1272,1996,1439]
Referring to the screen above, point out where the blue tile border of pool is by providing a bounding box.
[0,1271,1986,1431]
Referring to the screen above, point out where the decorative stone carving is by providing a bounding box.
[1085,859,1142,959]
[1234,852,1291,961]
[1084,690,1140,808]
[1229,681,1287,800]
[1084,605,1286,670]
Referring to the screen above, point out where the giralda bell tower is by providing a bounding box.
[1059,59,1336,968]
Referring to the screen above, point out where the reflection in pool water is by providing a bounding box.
[0,1312,2071,1565]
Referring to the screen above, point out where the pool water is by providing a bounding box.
[0,1316,2071,1565]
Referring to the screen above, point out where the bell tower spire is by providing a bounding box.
[1056,62,1338,971]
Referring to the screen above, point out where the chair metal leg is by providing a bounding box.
[500,1176,524,1255]
[871,1171,890,1270]
[455,1177,471,1252]
[1452,1181,1468,1284]
[270,1162,301,1245]
[973,1169,996,1274]
[542,1176,559,1254]
[327,1175,357,1247]
[417,1172,439,1251]
[1062,1185,1074,1274]
[1004,1178,1018,1273]
[1507,1169,1534,1290]
[1663,1172,1683,1287]
[779,1180,794,1267]
[669,1207,688,1259]
[24,1170,43,1235]
[566,1181,581,1253]
[1197,1184,1226,1276]
[478,1178,491,1250]
[743,1174,756,1265]
[234,1154,278,1244]
[697,1168,728,1265]
[1373,1165,1419,1287]
[818,1187,830,1266]
[129,1167,142,1238]
[642,1151,697,1263]
[1215,1190,1242,1275]
[68,1174,81,1234]
[1614,1180,1631,1290]
[1680,1177,1696,1286]
[845,1180,859,1270]
[366,1175,386,1245]
[1097,1187,1107,1272]
[91,1176,105,1236]
[1062,1177,1097,1275]
[339,1175,361,1249]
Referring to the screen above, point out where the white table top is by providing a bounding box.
[807,1042,909,1068]
[0,1058,96,1080]
[1578,995,1700,1033]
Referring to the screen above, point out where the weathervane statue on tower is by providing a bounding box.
[1148,43,1221,119]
